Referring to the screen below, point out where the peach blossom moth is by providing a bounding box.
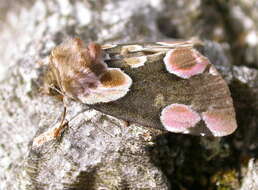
[42,38,237,137]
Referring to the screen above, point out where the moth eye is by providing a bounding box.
[163,48,209,79]
[160,104,201,133]
[202,109,237,137]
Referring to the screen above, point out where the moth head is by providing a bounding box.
[42,38,132,104]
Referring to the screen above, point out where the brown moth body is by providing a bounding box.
[43,38,237,137]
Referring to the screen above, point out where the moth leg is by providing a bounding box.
[55,105,92,137]
[53,106,69,138]
[53,95,71,138]
[32,107,68,149]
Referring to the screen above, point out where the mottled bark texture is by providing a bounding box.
[0,0,257,190]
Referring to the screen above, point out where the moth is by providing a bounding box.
[42,38,237,137]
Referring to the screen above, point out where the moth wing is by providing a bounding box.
[91,42,237,137]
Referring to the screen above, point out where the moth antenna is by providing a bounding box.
[48,85,74,100]
[52,107,69,138]
[60,107,67,126]
[31,78,71,100]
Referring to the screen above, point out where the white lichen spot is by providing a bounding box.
[47,13,60,32]
[57,0,73,16]
[75,2,92,26]
[149,0,163,11]
[32,0,47,21]
[0,64,9,82]
[246,30,258,46]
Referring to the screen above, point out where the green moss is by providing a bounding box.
[211,169,239,190]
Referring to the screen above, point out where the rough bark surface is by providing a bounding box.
[0,0,257,190]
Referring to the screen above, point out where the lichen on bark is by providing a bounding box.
[0,0,257,190]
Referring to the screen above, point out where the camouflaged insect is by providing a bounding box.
[43,38,237,137]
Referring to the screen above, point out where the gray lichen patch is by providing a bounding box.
[24,107,168,189]
[0,0,258,189]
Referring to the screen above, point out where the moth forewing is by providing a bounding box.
[43,38,237,137]
[97,41,237,136]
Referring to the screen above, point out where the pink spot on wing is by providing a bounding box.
[160,104,201,133]
[78,68,132,104]
[163,48,210,79]
[202,109,237,137]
